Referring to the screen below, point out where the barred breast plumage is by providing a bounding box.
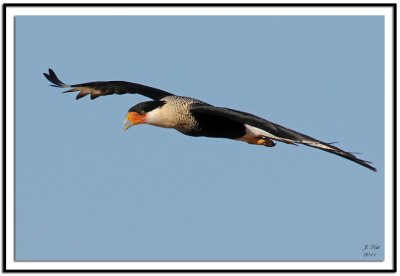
[150,95,206,135]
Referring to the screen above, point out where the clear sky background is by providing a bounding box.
[15,15,384,261]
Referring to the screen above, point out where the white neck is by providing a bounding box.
[145,107,177,129]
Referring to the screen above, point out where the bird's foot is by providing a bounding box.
[259,138,276,147]
[247,136,276,147]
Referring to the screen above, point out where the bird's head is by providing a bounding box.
[123,101,166,131]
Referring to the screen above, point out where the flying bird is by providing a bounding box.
[44,69,376,171]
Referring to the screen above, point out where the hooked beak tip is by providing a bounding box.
[123,118,133,132]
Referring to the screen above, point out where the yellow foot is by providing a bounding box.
[258,138,276,147]
[247,137,276,147]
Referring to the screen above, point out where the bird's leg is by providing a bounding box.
[246,136,276,147]
[259,136,276,147]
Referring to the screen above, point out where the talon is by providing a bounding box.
[242,135,275,147]
[256,137,276,147]
[262,139,276,147]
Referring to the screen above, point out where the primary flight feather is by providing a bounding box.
[44,69,376,171]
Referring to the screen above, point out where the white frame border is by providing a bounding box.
[4,4,395,271]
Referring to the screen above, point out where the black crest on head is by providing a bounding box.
[128,101,166,113]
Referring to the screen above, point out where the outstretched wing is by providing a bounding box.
[43,68,174,100]
[190,104,376,171]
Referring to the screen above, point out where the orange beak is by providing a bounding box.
[123,112,146,131]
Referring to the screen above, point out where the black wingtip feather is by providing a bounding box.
[44,68,69,88]
[334,149,377,172]
[358,161,377,172]
[316,146,377,172]
[43,72,52,82]
[355,159,377,172]
[90,94,101,100]
[76,93,88,100]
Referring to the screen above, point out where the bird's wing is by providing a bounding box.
[190,104,376,171]
[43,69,174,100]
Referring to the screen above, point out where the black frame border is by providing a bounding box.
[3,3,397,273]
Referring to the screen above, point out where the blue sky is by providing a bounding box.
[15,16,384,261]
